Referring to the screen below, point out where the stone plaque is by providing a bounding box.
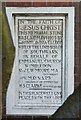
[6,7,74,116]
[15,17,65,108]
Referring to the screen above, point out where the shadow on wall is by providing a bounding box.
[2,7,15,115]
[49,84,81,119]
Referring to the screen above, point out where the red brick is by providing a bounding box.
[47,0,69,1]
[46,2,73,7]
[75,32,80,41]
[75,23,80,30]
[6,116,32,120]
[75,42,80,49]
[2,2,6,7]
[75,49,79,56]
[72,2,79,6]
[75,8,80,16]
[75,49,80,57]
[33,2,46,7]
[74,74,80,81]
[75,57,80,65]
[74,66,80,74]
[33,116,48,120]
[33,0,46,2]
[74,82,81,89]
[6,2,33,7]
[80,75,81,79]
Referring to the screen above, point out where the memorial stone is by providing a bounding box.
[16,17,64,106]
[6,7,74,116]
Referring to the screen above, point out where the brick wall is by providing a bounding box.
[2,2,81,120]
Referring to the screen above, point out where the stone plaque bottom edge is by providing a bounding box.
[6,85,62,115]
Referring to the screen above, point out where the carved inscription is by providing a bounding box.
[16,17,64,107]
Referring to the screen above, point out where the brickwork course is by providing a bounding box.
[2,1,81,120]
